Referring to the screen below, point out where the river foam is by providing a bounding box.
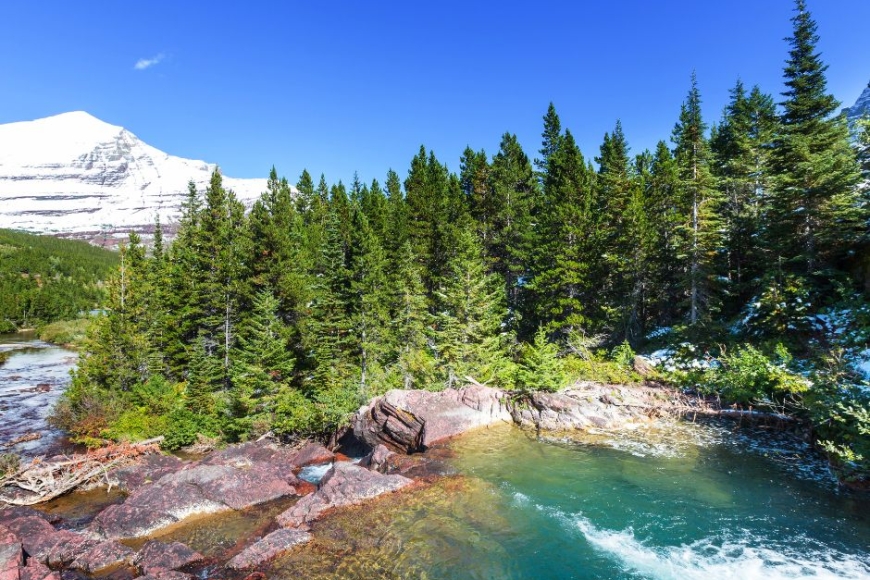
[547,505,870,580]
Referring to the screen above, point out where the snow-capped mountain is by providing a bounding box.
[0,111,267,243]
[845,82,870,127]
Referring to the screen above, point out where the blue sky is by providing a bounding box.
[2,1,868,186]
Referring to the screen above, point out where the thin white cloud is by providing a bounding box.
[134,53,165,71]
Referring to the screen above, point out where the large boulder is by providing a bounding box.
[90,479,229,540]
[289,442,334,467]
[225,529,311,570]
[276,462,412,529]
[353,385,511,453]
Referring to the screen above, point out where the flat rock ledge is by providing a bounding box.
[91,439,332,541]
[0,508,205,579]
[276,462,413,530]
[509,382,680,432]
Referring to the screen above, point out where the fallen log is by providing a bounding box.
[0,437,163,506]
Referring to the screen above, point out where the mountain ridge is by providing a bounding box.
[0,111,268,244]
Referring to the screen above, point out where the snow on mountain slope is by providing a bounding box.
[0,111,267,238]
[845,82,870,125]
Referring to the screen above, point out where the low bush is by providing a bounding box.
[38,318,90,348]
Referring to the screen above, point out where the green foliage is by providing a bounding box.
[743,274,812,337]
[162,408,220,451]
[0,229,117,327]
[0,453,19,478]
[0,320,16,334]
[38,318,90,347]
[563,356,643,385]
[610,341,636,367]
[273,388,321,438]
[701,344,808,405]
[515,328,566,393]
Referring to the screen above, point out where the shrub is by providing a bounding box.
[162,409,220,451]
[37,318,90,347]
[563,357,643,385]
[702,344,808,405]
[610,340,636,367]
[0,319,17,334]
[515,328,566,393]
[273,388,321,438]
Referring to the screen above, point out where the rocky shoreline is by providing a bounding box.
[0,381,795,579]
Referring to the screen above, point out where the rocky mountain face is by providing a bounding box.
[0,111,267,246]
[845,82,870,124]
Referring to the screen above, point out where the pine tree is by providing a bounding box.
[489,133,539,331]
[672,72,721,325]
[768,0,864,276]
[711,82,779,312]
[531,129,597,337]
[228,289,295,439]
[434,228,510,389]
[390,241,435,390]
[347,203,392,398]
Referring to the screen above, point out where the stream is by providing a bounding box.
[0,331,78,457]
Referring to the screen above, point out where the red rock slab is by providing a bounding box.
[69,540,135,574]
[290,442,334,467]
[226,529,311,570]
[276,462,412,529]
[134,540,203,574]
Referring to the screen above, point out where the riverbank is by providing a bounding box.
[5,379,867,579]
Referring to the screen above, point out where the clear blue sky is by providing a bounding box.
[2,1,868,186]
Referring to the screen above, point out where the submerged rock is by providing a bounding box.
[226,529,312,570]
[353,385,512,453]
[134,540,203,574]
[276,462,412,529]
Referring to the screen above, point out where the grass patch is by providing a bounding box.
[38,318,90,348]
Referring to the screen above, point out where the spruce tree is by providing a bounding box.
[711,82,778,312]
[768,0,864,276]
[672,73,721,325]
[434,228,510,389]
[390,241,435,390]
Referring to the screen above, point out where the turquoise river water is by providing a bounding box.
[269,422,870,580]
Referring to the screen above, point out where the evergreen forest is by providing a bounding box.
[55,1,870,482]
[0,228,118,332]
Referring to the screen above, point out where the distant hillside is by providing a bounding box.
[0,228,118,330]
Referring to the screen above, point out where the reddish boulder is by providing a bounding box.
[290,442,334,467]
[195,463,298,510]
[108,453,185,492]
[43,531,98,567]
[0,525,23,580]
[353,385,511,453]
[91,479,229,540]
[18,559,59,580]
[69,540,135,574]
[204,440,299,481]
[276,462,412,529]
[134,540,203,574]
[225,529,311,570]
[1,517,57,562]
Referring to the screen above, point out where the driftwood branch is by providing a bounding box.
[0,437,163,506]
